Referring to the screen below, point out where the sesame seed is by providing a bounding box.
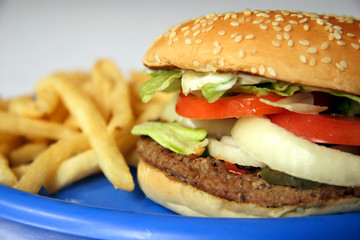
[245,17,252,22]
[276,34,283,41]
[213,47,221,55]
[195,39,203,44]
[316,18,325,25]
[283,32,290,40]
[337,40,346,45]
[347,33,356,37]
[289,20,298,24]
[253,19,263,24]
[234,35,243,43]
[284,25,292,32]
[251,66,258,74]
[218,30,226,36]
[203,26,213,32]
[329,33,335,41]
[306,46,318,54]
[192,24,200,30]
[244,8,252,16]
[245,34,255,40]
[224,12,231,20]
[273,26,282,31]
[231,32,238,38]
[231,13,238,19]
[184,30,190,37]
[185,38,192,45]
[336,62,345,71]
[300,55,307,63]
[193,60,200,66]
[250,49,257,55]
[272,21,279,26]
[304,24,309,31]
[181,26,189,31]
[259,65,266,75]
[321,41,330,50]
[167,39,172,46]
[321,56,332,63]
[169,31,177,38]
[309,58,316,66]
[340,60,348,68]
[239,49,245,58]
[299,18,308,23]
[288,39,294,47]
[213,41,220,47]
[272,40,281,47]
[299,40,310,46]
[259,24,268,30]
[351,43,360,49]
[267,67,277,77]
[334,32,342,40]
[257,12,270,18]
[193,30,200,36]
[230,21,240,26]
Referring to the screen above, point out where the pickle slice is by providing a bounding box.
[260,167,321,189]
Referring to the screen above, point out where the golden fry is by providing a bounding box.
[45,149,100,193]
[0,111,77,140]
[10,141,48,166]
[50,76,134,191]
[11,163,31,179]
[0,153,18,187]
[14,134,89,194]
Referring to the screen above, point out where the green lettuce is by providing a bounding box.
[139,70,360,115]
[131,121,208,155]
[140,69,182,103]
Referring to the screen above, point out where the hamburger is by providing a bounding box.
[131,9,360,217]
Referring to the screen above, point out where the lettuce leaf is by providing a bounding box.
[140,70,182,103]
[131,121,208,155]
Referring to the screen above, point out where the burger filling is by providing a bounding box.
[131,69,360,190]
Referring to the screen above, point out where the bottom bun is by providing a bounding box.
[137,159,360,218]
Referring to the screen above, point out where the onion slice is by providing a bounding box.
[231,116,360,187]
[208,136,266,168]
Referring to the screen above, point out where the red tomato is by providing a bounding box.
[176,92,287,119]
[224,162,247,175]
[269,112,360,146]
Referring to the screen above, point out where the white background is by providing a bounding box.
[0,0,359,98]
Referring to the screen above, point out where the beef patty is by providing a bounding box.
[137,136,360,208]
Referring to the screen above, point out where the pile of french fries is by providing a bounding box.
[0,60,172,194]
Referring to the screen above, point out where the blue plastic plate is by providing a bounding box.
[0,167,359,239]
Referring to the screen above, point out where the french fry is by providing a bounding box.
[0,135,24,157]
[45,149,100,193]
[14,133,89,194]
[98,60,135,133]
[0,153,18,187]
[50,76,134,191]
[11,163,31,179]
[0,111,77,140]
[10,141,48,166]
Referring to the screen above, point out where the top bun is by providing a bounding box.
[143,9,360,95]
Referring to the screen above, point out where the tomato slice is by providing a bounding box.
[269,112,360,146]
[176,92,287,119]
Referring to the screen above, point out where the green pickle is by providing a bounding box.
[260,167,321,190]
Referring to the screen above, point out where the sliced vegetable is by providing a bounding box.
[140,70,182,103]
[260,167,321,189]
[231,116,360,186]
[176,92,287,119]
[131,121,208,155]
[269,112,360,146]
[208,137,266,167]
[260,93,328,114]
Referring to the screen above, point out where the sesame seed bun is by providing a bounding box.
[143,9,360,95]
[138,159,360,218]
